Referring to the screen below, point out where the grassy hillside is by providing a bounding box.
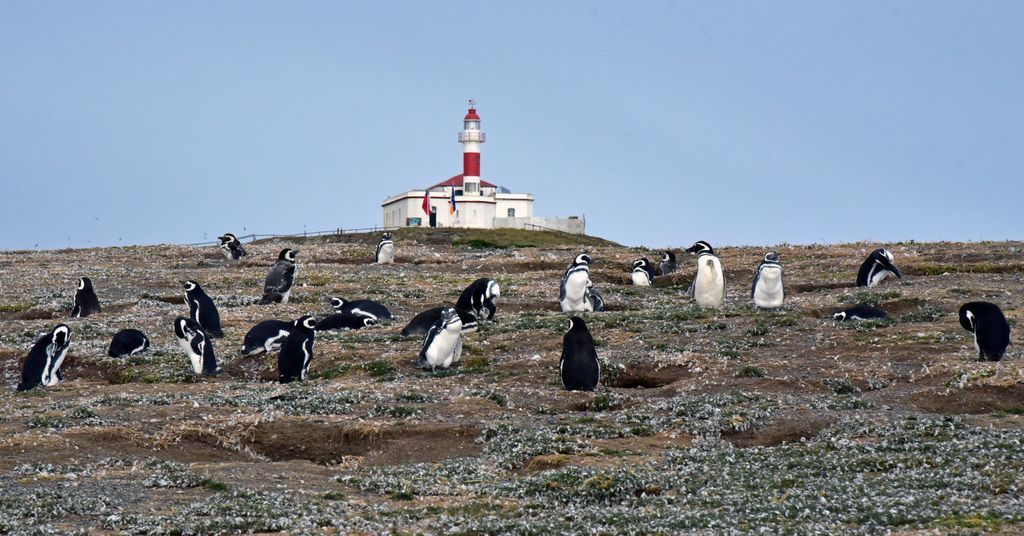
[0,237,1022,533]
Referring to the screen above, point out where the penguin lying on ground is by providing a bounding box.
[329,296,394,321]
[316,313,376,331]
[107,329,150,358]
[241,319,296,356]
[832,304,888,321]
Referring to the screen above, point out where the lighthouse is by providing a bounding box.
[458,99,486,196]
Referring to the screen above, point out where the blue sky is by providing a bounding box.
[1,1,1021,250]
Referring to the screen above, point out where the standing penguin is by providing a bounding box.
[559,254,594,312]
[183,280,223,338]
[278,315,318,383]
[856,248,902,287]
[660,251,678,276]
[560,316,600,392]
[241,319,296,356]
[631,258,656,286]
[375,232,395,264]
[329,296,394,321]
[686,241,726,307]
[417,308,463,370]
[751,252,785,309]
[70,277,101,318]
[17,324,72,391]
[107,329,150,358]
[456,278,501,321]
[959,302,1011,361]
[261,248,298,304]
[401,306,478,336]
[173,317,219,375]
[218,233,247,261]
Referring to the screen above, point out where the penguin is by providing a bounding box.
[261,248,298,304]
[587,287,605,313]
[456,278,501,321]
[751,252,785,309]
[660,251,677,276]
[685,241,725,307]
[17,324,72,391]
[241,319,296,356]
[316,313,376,331]
[560,316,600,392]
[559,254,594,312]
[183,280,224,338]
[70,277,101,318]
[173,317,219,375]
[959,302,1011,361]
[630,258,656,286]
[329,296,394,321]
[416,307,463,370]
[856,248,902,288]
[401,306,478,336]
[218,233,247,261]
[832,304,888,321]
[278,315,317,383]
[107,329,150,358]
[375,232,395,264]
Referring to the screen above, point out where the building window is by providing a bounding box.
[467,121,478,130]
[507,208,516,218]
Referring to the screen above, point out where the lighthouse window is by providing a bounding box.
[507,208,516,217]
[467,121,478,129]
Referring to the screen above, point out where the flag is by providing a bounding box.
[422,188,431,215]
[449,186,457,215]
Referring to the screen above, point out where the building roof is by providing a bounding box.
[430,174,497,189]
[464,107,480,121]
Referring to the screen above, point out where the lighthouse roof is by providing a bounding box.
[464,107,480,121]
[430,174,497,189]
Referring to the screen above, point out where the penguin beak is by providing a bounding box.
[883,260,903,279]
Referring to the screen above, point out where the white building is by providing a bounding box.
[382,101,584,234]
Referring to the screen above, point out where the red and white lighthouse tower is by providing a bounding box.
[457,99,486,196]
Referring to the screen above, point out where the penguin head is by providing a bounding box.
[686,241,714,255]
[173,317,192,338]
[567,316,587,332]
[764,252,781,263]
[78,277,92,291]
[182,280,199,292]
[440,307,461,327]
[329,297,346,311]
[486,280,501,300]
[279,248,298,262]
[382,232,392,241]
[871,248,902,278]
[958,303,978,333]
[218,233,236,245]
[574,254,592,266]
[832,311,848,322]
[662,251,675,263]
[363,317,377,328]
[294,315,317,331]
[52,324,71,347]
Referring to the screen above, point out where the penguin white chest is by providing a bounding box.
[426,325,462,368]
[753,267,784,308]
[693,257,725,307]
[378,243,395,263]
[631,269,651,286]
[868,267,893,287]
[561,271,591,311]
[178,337,203,373]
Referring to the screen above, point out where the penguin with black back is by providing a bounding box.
[218,233,247,261]
[833,304,888,321]
[279,315,318,383]
[856,248,902,287]
[329,296,394,321]
[456,278,501,321]
[560,316,600,391]
[660,251,677,276]
[173,317,219,375]
[631,258,656,286]
[401,306,478,336]
[107,329,150,358]
[316,313,376,332]
[375,232,395,264]
[71,277,101,318]
[241,319,296,356]
[959,302,1011,361]
[261,248,298,304]
[183,280,224,337]
[17,324,72,391]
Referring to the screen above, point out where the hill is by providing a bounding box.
[0,236,1021,533]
